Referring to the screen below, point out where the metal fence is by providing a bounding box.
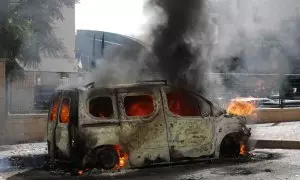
[205,73,300,108]
[6,71,300,114]
[7,71,88,114]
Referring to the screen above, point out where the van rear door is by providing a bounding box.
[54,90,78,160]
[47,91,61,160]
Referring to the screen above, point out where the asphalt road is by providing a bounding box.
[0,143,300,180]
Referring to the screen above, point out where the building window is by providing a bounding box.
[34,85,56,112]
[59,72,70,85]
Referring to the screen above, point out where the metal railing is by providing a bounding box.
[7,71,87,114]
[205,73,300,108]
[6,71,300,115]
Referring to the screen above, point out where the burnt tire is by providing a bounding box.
[96,146,119,170]
[220,135,240,158]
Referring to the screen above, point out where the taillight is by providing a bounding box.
[60,98,70,124]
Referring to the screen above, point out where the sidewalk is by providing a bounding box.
[248,121,300,149]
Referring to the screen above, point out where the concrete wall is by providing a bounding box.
[248,107,300,124]
[0,115,47,145]
[0,61,47,145]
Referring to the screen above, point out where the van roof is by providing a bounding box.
[83,80,168,90]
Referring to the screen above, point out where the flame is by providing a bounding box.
[167,91,201,116]
[125,95,154,116]
[113,145,129,170]
[239,143,247,155]
[226,97,256,116]
[60,99,70,123]
[49,101,58,121]
[78,170,84,175]
[77,168,91,176]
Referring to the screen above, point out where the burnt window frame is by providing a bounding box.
[88,96,114,119]
[56,91,73,125]
[85,92,118,123]
[58,97,71,124]
[162,87,212,118]
[48,91,62,122]
[118,88,160,121]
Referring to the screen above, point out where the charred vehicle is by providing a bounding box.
[47,80,251,170]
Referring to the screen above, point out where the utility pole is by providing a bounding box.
[101,32,105,58]
[91,34,96,70]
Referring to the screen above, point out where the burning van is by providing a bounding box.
[47,80,251,171]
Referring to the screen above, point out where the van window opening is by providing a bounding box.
[60,98,70,123]
[167,91,201,116]
[124,95,154,117]
[49,95,59,121]
[89,97,114,118]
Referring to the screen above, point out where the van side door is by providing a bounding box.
[161,87,214,160]
[118,87,170,167]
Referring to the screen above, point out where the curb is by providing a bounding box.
[249,139,300,150]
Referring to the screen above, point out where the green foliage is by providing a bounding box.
[0,0,79,75]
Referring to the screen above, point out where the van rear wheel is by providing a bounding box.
[96,146,119,170]
[82,146,119,170]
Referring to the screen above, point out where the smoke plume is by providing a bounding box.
[85,0,300,104]
[143,0,300,102]
[207,0,300,102]
[144,0,211,92]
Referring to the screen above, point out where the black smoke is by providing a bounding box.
[145,0,209,91]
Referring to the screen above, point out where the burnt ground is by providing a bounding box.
[0,143,300,180]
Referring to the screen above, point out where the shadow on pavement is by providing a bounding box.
[5,151,284,180]
[0,154,46,172]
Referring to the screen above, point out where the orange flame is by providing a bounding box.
[77,168,91,176]
[49,100,59,121]
[125,95,154,116]
[78,170,84,175]
[60,100,70,123]
[113,145,129,170]
[240,143,247,155]
[226,97,256,116]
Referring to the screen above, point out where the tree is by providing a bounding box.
[0,0,79,77]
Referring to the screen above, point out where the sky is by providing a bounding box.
[75,0,148,36]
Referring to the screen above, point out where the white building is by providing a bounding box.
[25,5,78,72]
[8,4,79,115]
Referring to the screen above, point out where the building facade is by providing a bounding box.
[25,5,78,72]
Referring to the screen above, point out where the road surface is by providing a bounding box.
[0,143,300,180]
